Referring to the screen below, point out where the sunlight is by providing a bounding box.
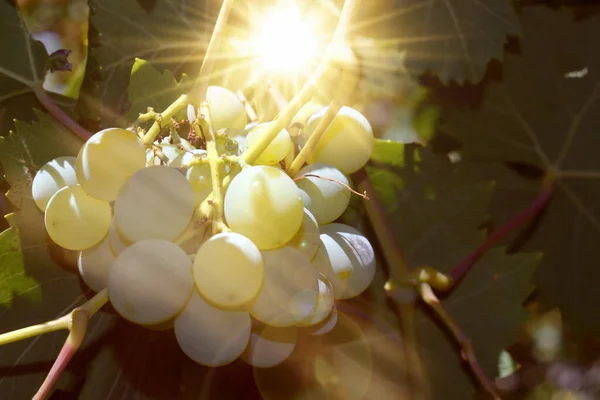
[248,2,323,74]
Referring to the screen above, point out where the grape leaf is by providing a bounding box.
[356,140,539,398]
[441,6,600,334]
[89,0,213,125]
[126,58,193,123]
[391,0,521,83]
[0,1,48,133]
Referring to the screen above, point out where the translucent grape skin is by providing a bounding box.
[207,85,248,131]
[250,246,319,326]
[287,208,320,260]
[193,232,264,309]
[305,106,374,174]
[242,324,297,368]
[108,219,130,256]
[312,223,376,300]
[108,239,194,325]
[45,185,111,250]
[297,275,335,327]
[294,164,351,225]
[245,123,292,165]
[76,127,146,201]
[78,234,115,292]
[224,166,304,250]
[32,156,78,212]
[114,165,195,243]
[174,292,251,367]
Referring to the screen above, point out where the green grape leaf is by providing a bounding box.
[391,0,521,83]
[89,0,213,125]
[0,2,48,132]
[127,58,193,124]
[357,140,539,398]
[441,6,600,334]
[0,213,39,307]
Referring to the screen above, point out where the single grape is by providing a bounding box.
[207,86,247,131]
[224,166,303,250]
[250,246,319,326]
[76,128,146,201]
[245,123,292,165]
[294,164,351,225]
[174,292,251,367]
[114,165,195,243]
[108,219,130,256]
[297,275,334,327]
[312,223,376,299]
[287,208,320,260]
[305,106,373,174]
[32,156,78,212]
[193,232,264,309]
[108,239,194,325]
[45,185,111,250]
[78,234,115,292]
[308,305,338,336]
[170,150,212,206]
[242,324,297,368]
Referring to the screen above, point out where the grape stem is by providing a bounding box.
[0,289,108,399]
[197,102,229,234]
[142,0,235,145]
[418,283,501,399]
[236,89,257,122]
[33,85,92,141]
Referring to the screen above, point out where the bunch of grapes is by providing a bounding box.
[31,85,376,369]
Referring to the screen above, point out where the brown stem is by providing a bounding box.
[33,86,92,141]
[418,283,501,399]
[294,173,368,199]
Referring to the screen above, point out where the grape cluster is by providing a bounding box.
[31,85,376,369]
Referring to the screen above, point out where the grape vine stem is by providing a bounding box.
[33,85,92,141]
[418,283,501,399]
[142,0,235,146]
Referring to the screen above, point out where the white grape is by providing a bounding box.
[174,292,251,367]
[309,305,338,336]
[312,223,376,299]
[207,86,247,131]
[295,164,351,225]
[193,232,264,309]
[287,208,320,260]
[77,234,115,292]
[305,106,374,174]
[114,165,195,243]
[170,150,212,206]
[250,247,319,326]
[108,239,194,325]
[297,275,334,327]
[45,185,111,250]
[245,123,292,165]
[242,324,297,368]
[76,128,146,201]
[108,219,130,256]
[224,166,303,250]
[32,156,78,212]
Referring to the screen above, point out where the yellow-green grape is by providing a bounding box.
[45,185,111,250]
[76,128,146,201]
[245,123,292,165]
[77,234,115,292]
[170,150,212,206]
[305,106,373,174]
[308,305,338,336]
[32,156,78,212]
[295,164,351,225]
[250,246,319,326]
[224,166,303,250]
[108,219,130,256]
[287,208,320,260]
[242,324,297,368]
[207,85,247,131]
[312,223,376,299]
[114,166,195,243]
[108,239,194,325]
[193,232,264,309]
[297,275,334,327]
[174,292,251,367]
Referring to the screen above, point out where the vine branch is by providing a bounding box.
[33,85,92,141]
